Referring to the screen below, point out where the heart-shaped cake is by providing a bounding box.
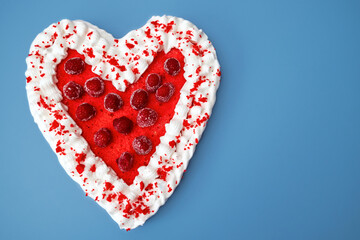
[25,16,220,230]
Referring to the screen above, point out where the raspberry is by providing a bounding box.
[164,58,181,76]
[104,93,123,112]
[75,103,96,121]
[145,73,162,92]
[84,77,105,97]
[116,152,134,172]
[155,83,175,102]
[137,108,158,128]
[63,81,83,100]
[113,116,133,135]
[132,136,152,155]
[94,128,112,148]
[64,57,85,75]
[130,89,148,110]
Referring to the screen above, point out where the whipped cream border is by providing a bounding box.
[25,16,220,230]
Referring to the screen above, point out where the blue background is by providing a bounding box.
[1,0,360,239]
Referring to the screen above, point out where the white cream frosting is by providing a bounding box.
[25,16,220,230]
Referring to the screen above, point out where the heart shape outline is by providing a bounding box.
[26,16,220,230]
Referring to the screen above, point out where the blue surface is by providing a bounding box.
[1,0,360,239]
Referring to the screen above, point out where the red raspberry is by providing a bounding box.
[164,58,181,76]
[113,116,133,135]
[132,136,152,155]
[84,77,105,97]
[94,128,112,148]
[130,89,148,110]
[104,93,123,112]
[116,152,134,172]
[137,108,158,128]
[75,103,96,121]
[155,83,175,102]
[63,81,83,100]
[145,73,162,92]
[64,57,85,75]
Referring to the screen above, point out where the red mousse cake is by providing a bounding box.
[26,16,220,230]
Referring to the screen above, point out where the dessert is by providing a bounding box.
[25,16,221,230]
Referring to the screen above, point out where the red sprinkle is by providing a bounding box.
[75,152,86,164]
[84,48,95,58]
[104,181,115,191]
[49,120,59,132]
[169,140,176,148]
[76,164,85,174]
[126,42,135,49]
[90,164,96,172]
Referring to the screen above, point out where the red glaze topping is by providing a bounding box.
[113,116,133,135]
[85,77,105,97]
[133,136,152,155]
[137,108,158,128]
[104,93,123,112]
[145,73,162,92]
[156,83,175,102]
[130,89,148,110]
[164,58,180,76]
[94,128,112,148]
[75,103,96,121]
[56,49,185,185]
[64,57,85,75]
[117,152,134,172]
[63,81,83,100]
